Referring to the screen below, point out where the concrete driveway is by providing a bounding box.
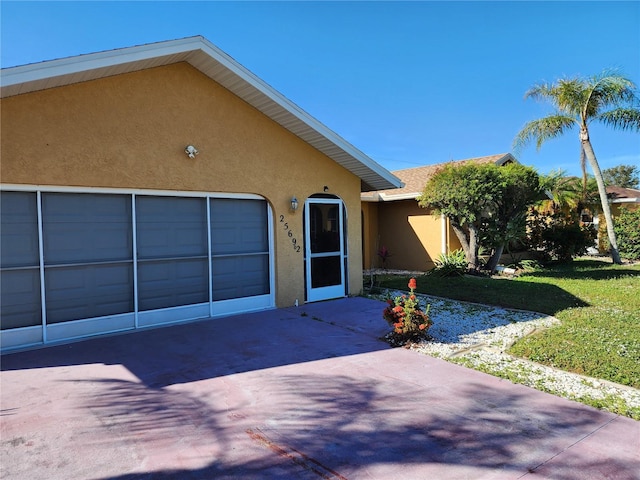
[1,297,638,479]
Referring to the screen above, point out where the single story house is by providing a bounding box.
[361,153,517,271]
[607,186,640,214]
[0,36,402,352]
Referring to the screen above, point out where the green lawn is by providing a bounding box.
[372,259,640,389]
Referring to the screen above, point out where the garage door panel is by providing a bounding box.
[136,196,207,259]
[1,192,42,331]
[0,269,42,329]
[42,193,132,264]
[210,199,268,255]
[212,254,269,301]
[0,192,40,268]
[1,190,274,350]
[138,258,208,311]
[45,264,134,324]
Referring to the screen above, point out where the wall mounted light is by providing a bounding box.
[290,196,299,212]
[184,145,199,158]
[323,185,329,192]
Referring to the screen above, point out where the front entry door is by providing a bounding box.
[304,198,346,302]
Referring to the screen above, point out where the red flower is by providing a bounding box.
[419,324,426,330]
[393,306,404,313]
[408,278,417,290]
[410,295,416,301]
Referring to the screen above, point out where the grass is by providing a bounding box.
[372,259,640,389]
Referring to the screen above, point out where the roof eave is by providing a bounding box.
[1,36,401,192]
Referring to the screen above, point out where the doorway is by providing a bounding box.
[304,197,346,302]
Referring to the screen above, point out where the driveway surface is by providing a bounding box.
[1,297,638,479]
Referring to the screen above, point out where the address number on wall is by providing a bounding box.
[280,215,301,253]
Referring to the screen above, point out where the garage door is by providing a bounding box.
[0,189,274,351]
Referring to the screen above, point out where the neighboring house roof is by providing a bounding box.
[362,153,517,202]
[0,36,401,192]
[607,186,640,204]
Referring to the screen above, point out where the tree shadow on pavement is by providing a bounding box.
[93,372,638,480]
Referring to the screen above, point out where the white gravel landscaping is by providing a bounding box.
[370,289,640,416]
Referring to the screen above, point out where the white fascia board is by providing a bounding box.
[611,198,640,204]
[1,36,401,190]
[496,153,518,165]
[197,37,402,188]
[1,37,199,88]
[378,192,421,202]
[361,194,381,202]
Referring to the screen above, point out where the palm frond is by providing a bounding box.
[585,72,638,118]
[524,82,556,102]
[597,108,640,131]
[513,114,576,151]
[555,78,588,115]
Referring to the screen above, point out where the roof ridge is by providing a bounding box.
[390,153,511,174]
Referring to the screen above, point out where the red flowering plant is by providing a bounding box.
[383,277,432,346]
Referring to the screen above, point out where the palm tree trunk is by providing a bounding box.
[581,132,622,264]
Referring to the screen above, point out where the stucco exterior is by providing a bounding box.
[1,62,364,307]
[361,154,516,272]
[362,200,462,271]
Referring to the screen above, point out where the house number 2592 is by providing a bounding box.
[279,215,301,253]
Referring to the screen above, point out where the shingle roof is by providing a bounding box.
[362,153,516,201]
[607,186,640,202]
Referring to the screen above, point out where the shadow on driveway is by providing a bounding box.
[2,297,639,479]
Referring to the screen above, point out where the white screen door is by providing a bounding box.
[304,198,345,302]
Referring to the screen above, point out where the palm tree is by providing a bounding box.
[514,71,640,264]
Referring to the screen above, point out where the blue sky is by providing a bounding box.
[2,1,639,178]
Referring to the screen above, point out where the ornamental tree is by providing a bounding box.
[418,163,497,270]
[482,163,546,271]
[418,162,543,271]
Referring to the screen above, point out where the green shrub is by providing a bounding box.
[430,249,467,276]
[527,210,596,262]
[614,207,640,260]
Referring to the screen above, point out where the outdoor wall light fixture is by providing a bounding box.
[184,145,199,158]
[290,196,299,212]
[323,185,329,192]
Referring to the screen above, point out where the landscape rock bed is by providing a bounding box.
[370,290,640,416]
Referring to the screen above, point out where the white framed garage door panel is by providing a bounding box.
[0,187,275,351]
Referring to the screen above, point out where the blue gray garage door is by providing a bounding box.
[0,190,274,351]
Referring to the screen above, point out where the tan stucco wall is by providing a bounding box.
[445,217,463,253]
[361,200,464,271]
[0,62,364,306]
[361,202,380,270]
[376,200,442,271]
